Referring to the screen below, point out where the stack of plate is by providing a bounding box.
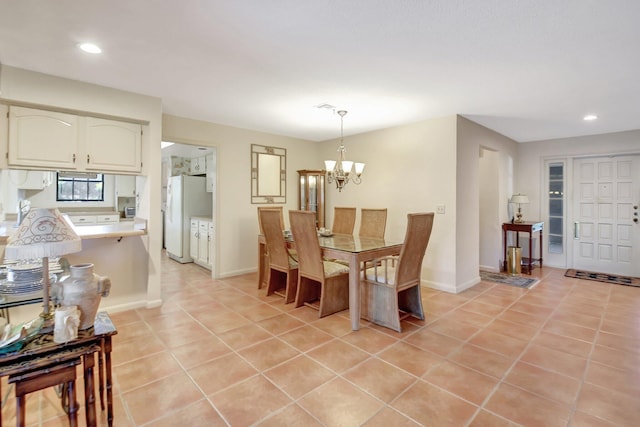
[0,263,44,296]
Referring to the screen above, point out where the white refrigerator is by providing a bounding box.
[165,175,212,263]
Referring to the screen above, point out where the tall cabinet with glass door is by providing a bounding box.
[298,170,326,228]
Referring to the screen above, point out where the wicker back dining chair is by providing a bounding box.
[361,212,434,332]
[257,206,295,289]
[259,209,298,303]
[257,206,285,234]
[289,210,350,317]
[359,208,388,239]
[332,207,357,235]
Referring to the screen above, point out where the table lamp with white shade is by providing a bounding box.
[510,193,530,224]
[5,208,82,330]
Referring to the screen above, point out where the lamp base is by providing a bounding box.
[514,208,525,223]
[38,305,55,333]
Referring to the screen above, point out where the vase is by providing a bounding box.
[56,263,111,330]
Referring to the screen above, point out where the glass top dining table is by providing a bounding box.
[259,232,402,330]
[317,234,402,330]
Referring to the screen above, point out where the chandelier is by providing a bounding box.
[324,110,365,191]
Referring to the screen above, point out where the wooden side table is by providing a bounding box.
[502,222,544,274]
[0,311,117,427]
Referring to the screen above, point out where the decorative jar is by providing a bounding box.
[55,263,111,330]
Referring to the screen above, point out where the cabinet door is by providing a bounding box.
[189,156,206,175]
[189,219,199,260]
[11,170,54,190]
[208,222,214,266]
[206,154,214,174]
[205,153,216,192]
[85,117,142,173]
[189,157,199,175]
[115,175,136,197]
[298,170,325,228]
[8,106,79,169]
[198,221,210,264]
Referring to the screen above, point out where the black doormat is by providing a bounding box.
[480,271,539,289]
[564,269,640,288]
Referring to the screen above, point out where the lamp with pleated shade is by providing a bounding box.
[5,208,82,329]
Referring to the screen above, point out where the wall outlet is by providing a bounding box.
[436,204,445,214]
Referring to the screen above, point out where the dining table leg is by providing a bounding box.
[348,256,360,331]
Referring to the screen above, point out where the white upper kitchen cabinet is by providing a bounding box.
[8,106,142,174]
[205,153,215,193]
[11,170,54,190]
[8,106,79,169]
[115,175,136,198]
[189,155,206,175]
[85,117,142,173]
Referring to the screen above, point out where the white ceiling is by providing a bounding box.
[1,0,640,143]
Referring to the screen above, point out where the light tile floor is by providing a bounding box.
[2,252,639,426]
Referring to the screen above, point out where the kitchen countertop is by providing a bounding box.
[70,217,147,240]
[0,217,147,244]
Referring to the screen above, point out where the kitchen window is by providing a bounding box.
[56,172,105,202]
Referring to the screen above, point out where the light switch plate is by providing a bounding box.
[436,205,445,214]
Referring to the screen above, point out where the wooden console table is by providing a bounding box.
[502,221,544,274]
[0,311,117,427]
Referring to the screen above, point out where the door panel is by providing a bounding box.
[572,155,639,276]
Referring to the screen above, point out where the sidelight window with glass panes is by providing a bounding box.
[548,163,564,253]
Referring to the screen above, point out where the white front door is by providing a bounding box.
[572,155,640,276]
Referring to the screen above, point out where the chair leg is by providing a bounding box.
[284,270,298,304]
[318,275,349,318]
[398,285,425,321]
[295,277,320,308]
[266,269,286,298]
[361,281,402,332]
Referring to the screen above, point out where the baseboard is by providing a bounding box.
[456,275,481,293]
[422,275,480,294]
[479,264,500,273]
[101,298,149,313]
[219,267,257,279]
[422,279,457,293]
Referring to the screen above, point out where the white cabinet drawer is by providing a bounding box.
[70,215,96,225]
[96,214,120,224]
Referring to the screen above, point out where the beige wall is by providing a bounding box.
[162,114,319,277]
[318,116,460,291]
[457,116,519,290]
[479,148,501,271]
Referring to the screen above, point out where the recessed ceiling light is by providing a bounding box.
[583,114,598,121]
[78,43,102,54]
